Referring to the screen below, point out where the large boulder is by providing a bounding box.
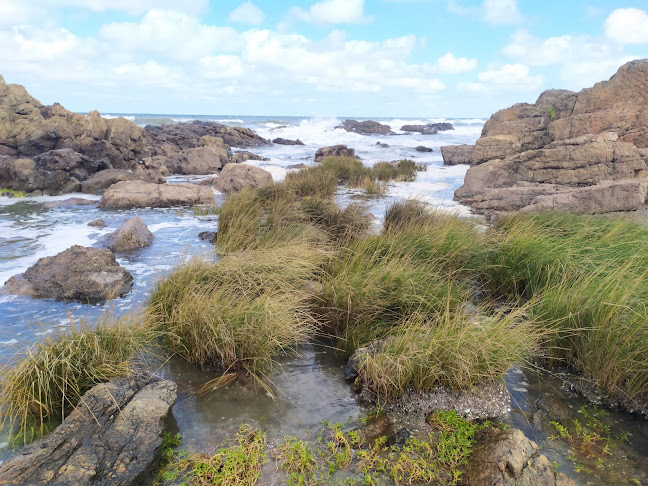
[81,168,166,195]
[456,60,648,215]
[273,137,305,146]
[214,163,273,193]
[314,144,357,163]
[98,181,214,209]
[464,428,576,486]
[107,217,154,252]
[0,376,177,486]
[336,119,394,135]
[147,145,230,175]
[0,156,81,195]
[1,245,133,301]
[441,144,474,165]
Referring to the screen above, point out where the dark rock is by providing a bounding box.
[107,217,154,252]
[315,145,358,163]
[401,124,438,135]
[415,146,433,152]
[345,341,384,382]
[214,163,273,193]
[44,197,96,208]
[0,190,15,198]
[0,376,177,486]
[0,156,82,195]
[33,148,111,181]
[464,428,576,486]
[376,141,390,148]
[388,428,410,448]
[441,144,474,165]
[88,219,107,228]
[98,181,215,209]
[1,245,133,301]
[273,138,305,146]
[427,122,454,131]
[230,151,269,164]
[199,231,218,243]
[336,120,394,135]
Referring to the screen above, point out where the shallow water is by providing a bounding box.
[1,116,647,483]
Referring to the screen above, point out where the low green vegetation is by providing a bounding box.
[0,188,28,198]
[158,424,266,485]
[548,106,556,120]
[0,311,157,443]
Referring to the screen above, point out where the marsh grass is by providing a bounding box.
[357,306,541,401]
[299,197,370,244]
[285,166,338,198]
[0,311,157,443]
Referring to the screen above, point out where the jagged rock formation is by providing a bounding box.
[315,144,358,162]
[0,376,177,486]
[455,60,648,215]
[1,245,133,301]
[401,122,453,135]
[336,119,394,135]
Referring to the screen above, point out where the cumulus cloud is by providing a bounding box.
[293,0,371,24]
[435,52,477,74]
[482,0,524,24]
[229,2,265,26]
[461,63,542,93]
[604,8,648,45]
[51,0,208,15]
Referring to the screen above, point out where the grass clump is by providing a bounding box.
[286,165,338,198]
[357,308,540,401]
[299,197,370,244]
[0,312,156,443]
[159,424,266,485]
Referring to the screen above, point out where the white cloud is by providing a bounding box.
[604,8,648,45]
[229,2,265,26]
[483,0,523,25]
[293,0,371,24]
[502,30,575,66]
[50,0,208,15]
[435,52,477,74]
[0,1,35,27]
[462,63,542,93]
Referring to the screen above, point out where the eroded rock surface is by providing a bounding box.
[273,137,304,146]
[0,376,177,486]
[1,245,133,301]
[455,60,648,214]
[464,428,576,486]
[336,119,394,135]
[81,168,165,194]
[107,217,154,252]
[214,163,273,193]
[98,181,214,209]
[441,144,474,165]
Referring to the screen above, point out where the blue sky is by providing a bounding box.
[1,0,647,117]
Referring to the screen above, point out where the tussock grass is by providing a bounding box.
[0,311,157,443]
[358,306,541,401]
[372,162,398,182]
[299,197,370,244]
[285,166,338,198]
[483,213,648,399]
[312,239,470,352]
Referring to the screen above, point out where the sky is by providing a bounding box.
[0,0,647,117]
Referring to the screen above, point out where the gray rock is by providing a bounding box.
[44,197,96,208]
[107,217,154,252]
[376,142,390,148]
[199,231,218,243]
[82,168,166,195]
[98,181,214,209]
[1,245,133,302]
[214,163,273,193]
[229,151,269,164]
[464,428,576,486]
[336,120,394,135]
[148,145,230,175]
[0,376,177,486]
[273,138,305,146]
[441,144,474,165]
[88,219,107,228]
[415,146,433,152]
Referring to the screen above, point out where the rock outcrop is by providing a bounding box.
[214,163,273,193]
[441,144,474,165]
[455,60,648,214]
[336,119,394,135]
[229,151,268,164]
[273,137,305,146]
[107,217,154,252]
[147,145,230,176]
[81,168,165,194]
[415,146,434,153]
[401,123,453,135]
[464,428,576,486]
[315,145,357,163]
[1,245,133,301]
[0,376,177,486]
[98,181,214,209]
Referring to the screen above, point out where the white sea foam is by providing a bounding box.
[214,119,244,124]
